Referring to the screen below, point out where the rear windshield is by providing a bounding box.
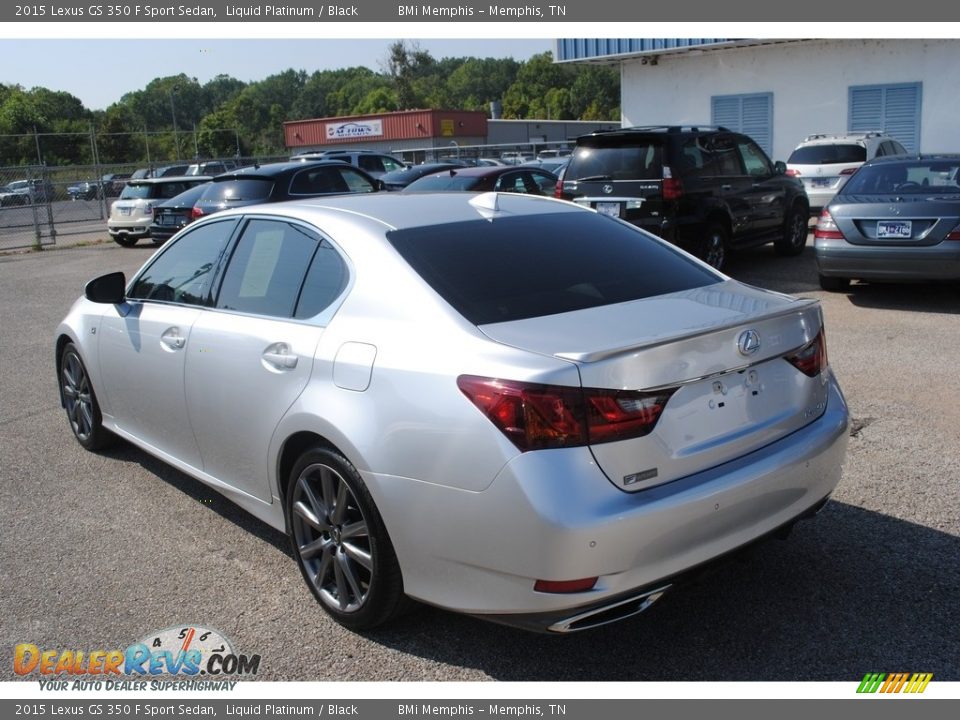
[119,184,152,200]
[841,161,960,195]
[788,144,866,165]
[387,213,719,325]
[202,179,273,202]
[566,140,663,181]
[405,174,479,192]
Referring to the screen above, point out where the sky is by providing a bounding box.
[0,38,553,111]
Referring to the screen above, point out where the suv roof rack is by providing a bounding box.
[620,125,731,133]
[803,131,885,142]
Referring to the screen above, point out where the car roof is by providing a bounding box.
[861,153,960,166]
[424,166,547,179]
[128,175,212,185]
[213,160,354,180]
[205,191,581,235]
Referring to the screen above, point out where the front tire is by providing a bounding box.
[698,222,728,271]
[59,342,114,451]
[776,205,809,256]
[287,447,407,631]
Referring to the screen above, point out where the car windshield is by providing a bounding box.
[387,212,719,325]
[841,161,960,195]
[566,140,663,181]
[788,144,867,165]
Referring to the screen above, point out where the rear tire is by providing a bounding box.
[287,447,408,631]
[818,274,850,292]
[775,205,809,256]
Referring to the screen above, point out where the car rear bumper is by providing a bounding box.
[107,219,151,238]
[816,237,960,280]
[366,376,849,630]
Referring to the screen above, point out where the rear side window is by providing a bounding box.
[788,144,867,164]
[387,213,719,325]
[406,174,479,192]
[216,220,319,318]
[567,141,663,181]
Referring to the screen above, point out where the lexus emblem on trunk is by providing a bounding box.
[602,184,613,194]
[737,330,761,356]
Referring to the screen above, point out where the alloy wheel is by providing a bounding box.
[61,350,95,443]
[291,463,373,614]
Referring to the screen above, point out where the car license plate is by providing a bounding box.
[595,202,621,218]
[877,220,912,239]
[119,208,131,216]
[160,215,175,225]
[812,178,832,188]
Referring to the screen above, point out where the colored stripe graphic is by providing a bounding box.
[857,672,932,693]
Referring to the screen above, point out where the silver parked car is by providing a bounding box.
[56,192,849,633]
[815,155,960,291]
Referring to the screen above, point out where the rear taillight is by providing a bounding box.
[946,222,960,240]
[785,169,801,177]
[814,209,844,240]
[839,167,859,176]
[554,179,565,199]
[191,206,205,220]
[661,166,684,201]
[457,376,676,452]
[662,178,684,201]
[534,577,598,594]
[785,329,828,378]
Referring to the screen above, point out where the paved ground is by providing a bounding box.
[1,235,957,681]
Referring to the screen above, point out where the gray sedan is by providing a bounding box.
[815,155,960,290]
[55,192,848,633]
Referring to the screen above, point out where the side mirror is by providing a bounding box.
[774,161,787,175]
[85,272,126,304]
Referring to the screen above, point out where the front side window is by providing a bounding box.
[380,156,405,173]
[737,140,773,177]
[339,168,378,193]
[129,220,237,305]
[216,220,319,318]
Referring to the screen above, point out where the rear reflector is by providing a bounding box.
[785,329,828,378]
[535,577,598,594]
[457,376,677,452]
[814,209,843,240]
[947,222,960,240]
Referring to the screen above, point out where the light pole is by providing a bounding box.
[169,87,180,161]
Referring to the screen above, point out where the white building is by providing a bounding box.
[555,39,957,162]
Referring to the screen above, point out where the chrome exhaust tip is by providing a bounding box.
[547,585,671,633]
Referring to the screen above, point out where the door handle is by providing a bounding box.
[262,342,298,370]
[160,327,186,350]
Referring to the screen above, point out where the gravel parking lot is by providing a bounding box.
[1,235,957,682]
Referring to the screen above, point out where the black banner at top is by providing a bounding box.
[2,0,958,22]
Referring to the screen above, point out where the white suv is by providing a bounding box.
[786,132,907,213]
[107,176,210,247]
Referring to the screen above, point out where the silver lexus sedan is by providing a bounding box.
[56,192,849,633]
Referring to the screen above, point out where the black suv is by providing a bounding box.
[557,126,809,269]
[193,161,380,218]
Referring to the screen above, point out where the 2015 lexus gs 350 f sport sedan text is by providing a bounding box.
[56,192,849,633]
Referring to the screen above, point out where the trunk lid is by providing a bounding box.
[480,280,829,491]
[832,195,960,247]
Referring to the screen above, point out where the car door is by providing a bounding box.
[184,217,347,501]
[706,133,754,237]
[97,219,238,468]
[735,136,787,237]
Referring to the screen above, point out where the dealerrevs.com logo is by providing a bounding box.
[14,625,260,690]
[857,673,933,694]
